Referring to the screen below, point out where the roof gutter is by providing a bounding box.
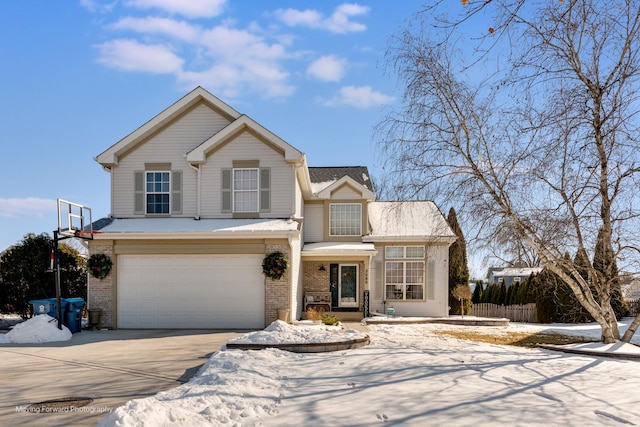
[93,230,301,240]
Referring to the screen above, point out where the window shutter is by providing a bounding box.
[427,260,435,300]
[222,168,232,212]
[171,170,182,214]
[374,261,383,300]
[134,171,144,214]
[260,168,270,212]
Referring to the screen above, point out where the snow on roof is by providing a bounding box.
[491,267,543,277]
[365,201,456,241]
[310,180,336,194]
[302,242,377,256]
[96,218,299,235]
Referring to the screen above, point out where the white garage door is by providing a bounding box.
[117,255,264,329]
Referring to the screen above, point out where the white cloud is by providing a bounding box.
[0,198,57,218]
[80,0,117,13]
[274,3,369,34]
[167,24,293,98]
[307,55,347,82]
[124,0,227,18]
[321,85,394,109]
[95,39,184,73]
[111,17,201,42]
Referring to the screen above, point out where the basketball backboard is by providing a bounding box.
[57,198,94,239]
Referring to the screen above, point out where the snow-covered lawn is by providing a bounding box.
[96,320,640,427]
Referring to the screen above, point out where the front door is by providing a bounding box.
[339,264,358,308]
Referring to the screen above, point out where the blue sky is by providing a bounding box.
[1,0,433,251]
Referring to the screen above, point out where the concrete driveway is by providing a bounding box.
[0,328,248,426]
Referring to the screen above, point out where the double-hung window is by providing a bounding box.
[385,246,425,300]
[233,168,259,212]
[134,166,181,216]
[146,171,170,214]
[329,203,362,236]
[222,165,270,215]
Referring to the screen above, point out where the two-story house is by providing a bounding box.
[88,87,456,329]
[486,267,544,287]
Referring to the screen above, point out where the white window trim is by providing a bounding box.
[145,171,171,215]
[384,246,426,301]
[233,168,259,213]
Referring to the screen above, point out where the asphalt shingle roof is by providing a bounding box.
[308,166,373,191]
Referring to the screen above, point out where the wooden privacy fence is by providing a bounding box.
[470,303,537,323]
[628,299,640,317]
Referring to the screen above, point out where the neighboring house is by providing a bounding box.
[88,87,456,329]
[486,267,543,287]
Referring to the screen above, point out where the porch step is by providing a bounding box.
[328,311,363,321]
[300,311,364,322]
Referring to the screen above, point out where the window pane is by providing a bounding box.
[233,168,259,212]
[386,285,404,300]
[145,171,170,214]
[146,194,169,214]
[385,247,404,259]
[329,204,361,236]
[385,262,403,284]
[406,262,424,283]
[406,246,425,258]
[406,285,424,300]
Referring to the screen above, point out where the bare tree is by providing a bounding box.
[378,0,640,343]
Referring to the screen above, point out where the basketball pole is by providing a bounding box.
[53,230,62,330]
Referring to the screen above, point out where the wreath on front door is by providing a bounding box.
[262,252,289,280]
[87,253,113,280]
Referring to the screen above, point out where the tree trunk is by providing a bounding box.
[621,313,640,343]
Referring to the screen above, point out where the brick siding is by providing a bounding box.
[87,242,114,329]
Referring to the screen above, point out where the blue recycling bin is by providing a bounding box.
[29,298,67,319]
[64,298,85,333]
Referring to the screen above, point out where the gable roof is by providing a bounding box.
[364,201,456,243]
[95,87,241,166]
[186,115,304,164]
[309,167,373,193]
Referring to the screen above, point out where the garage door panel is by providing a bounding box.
[117,255,265,329]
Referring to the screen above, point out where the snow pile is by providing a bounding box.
[98,320,640,427]
[228,320,366,345]
[0,314,71,344]
[98,348,288,426]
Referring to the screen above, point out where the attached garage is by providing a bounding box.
[117,254,265,329]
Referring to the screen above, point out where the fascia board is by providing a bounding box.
[316,176,375,200]
[186,115,304,164]
[93,230,300,240]
[362,235,458,244]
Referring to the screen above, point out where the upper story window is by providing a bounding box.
[233,168,259,212]
[134,166,181,216]
[146,171,170,214]
[329,203,361,236]
[222,164,270,215]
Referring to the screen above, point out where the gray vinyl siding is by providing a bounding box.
[331,185,363,200]
[199,131,295,217]
[369,243,449,317]
[303,204,324,243]
[111,103,231,217]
